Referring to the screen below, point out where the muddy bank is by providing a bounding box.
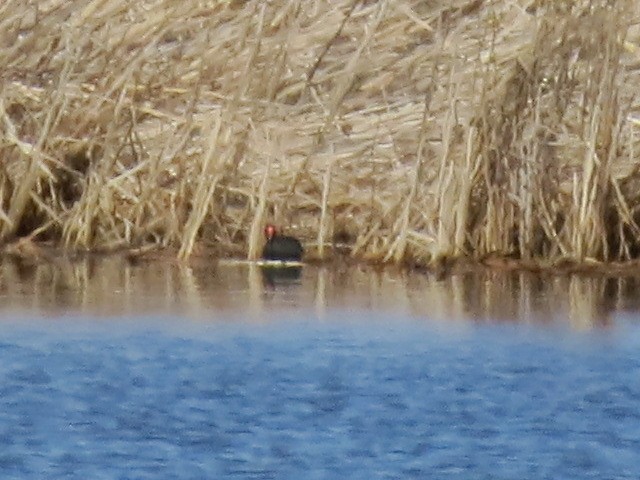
[5,235,640,279]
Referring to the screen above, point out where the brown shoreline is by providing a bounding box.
[4,237,640,279]
[0,237,637,329]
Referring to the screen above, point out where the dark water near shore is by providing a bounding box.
[1,256,640,479]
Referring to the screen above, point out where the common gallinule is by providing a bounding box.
[262,224,303,262]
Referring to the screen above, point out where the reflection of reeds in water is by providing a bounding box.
[0,256,633,328]
[1,1,640,266]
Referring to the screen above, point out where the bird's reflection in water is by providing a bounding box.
[260,265,302,287]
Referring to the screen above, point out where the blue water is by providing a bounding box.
[1,312,639,479]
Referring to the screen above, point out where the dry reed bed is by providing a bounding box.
[1,0,640,265]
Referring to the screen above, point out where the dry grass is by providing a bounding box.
[2,0,640,265]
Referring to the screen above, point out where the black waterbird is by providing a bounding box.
[261,224,304,262]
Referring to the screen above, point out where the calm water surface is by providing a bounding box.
[1,256,640,479]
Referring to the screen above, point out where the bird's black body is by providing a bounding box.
[262,235,304,261]
[262,224,304,261]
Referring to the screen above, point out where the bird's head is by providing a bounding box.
[264,224,277,240]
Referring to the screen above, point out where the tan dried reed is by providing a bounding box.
[1,0,640,266]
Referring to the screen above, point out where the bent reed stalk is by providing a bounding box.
[1,0,640,266]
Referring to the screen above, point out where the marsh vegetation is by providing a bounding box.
[2,0,640,267]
